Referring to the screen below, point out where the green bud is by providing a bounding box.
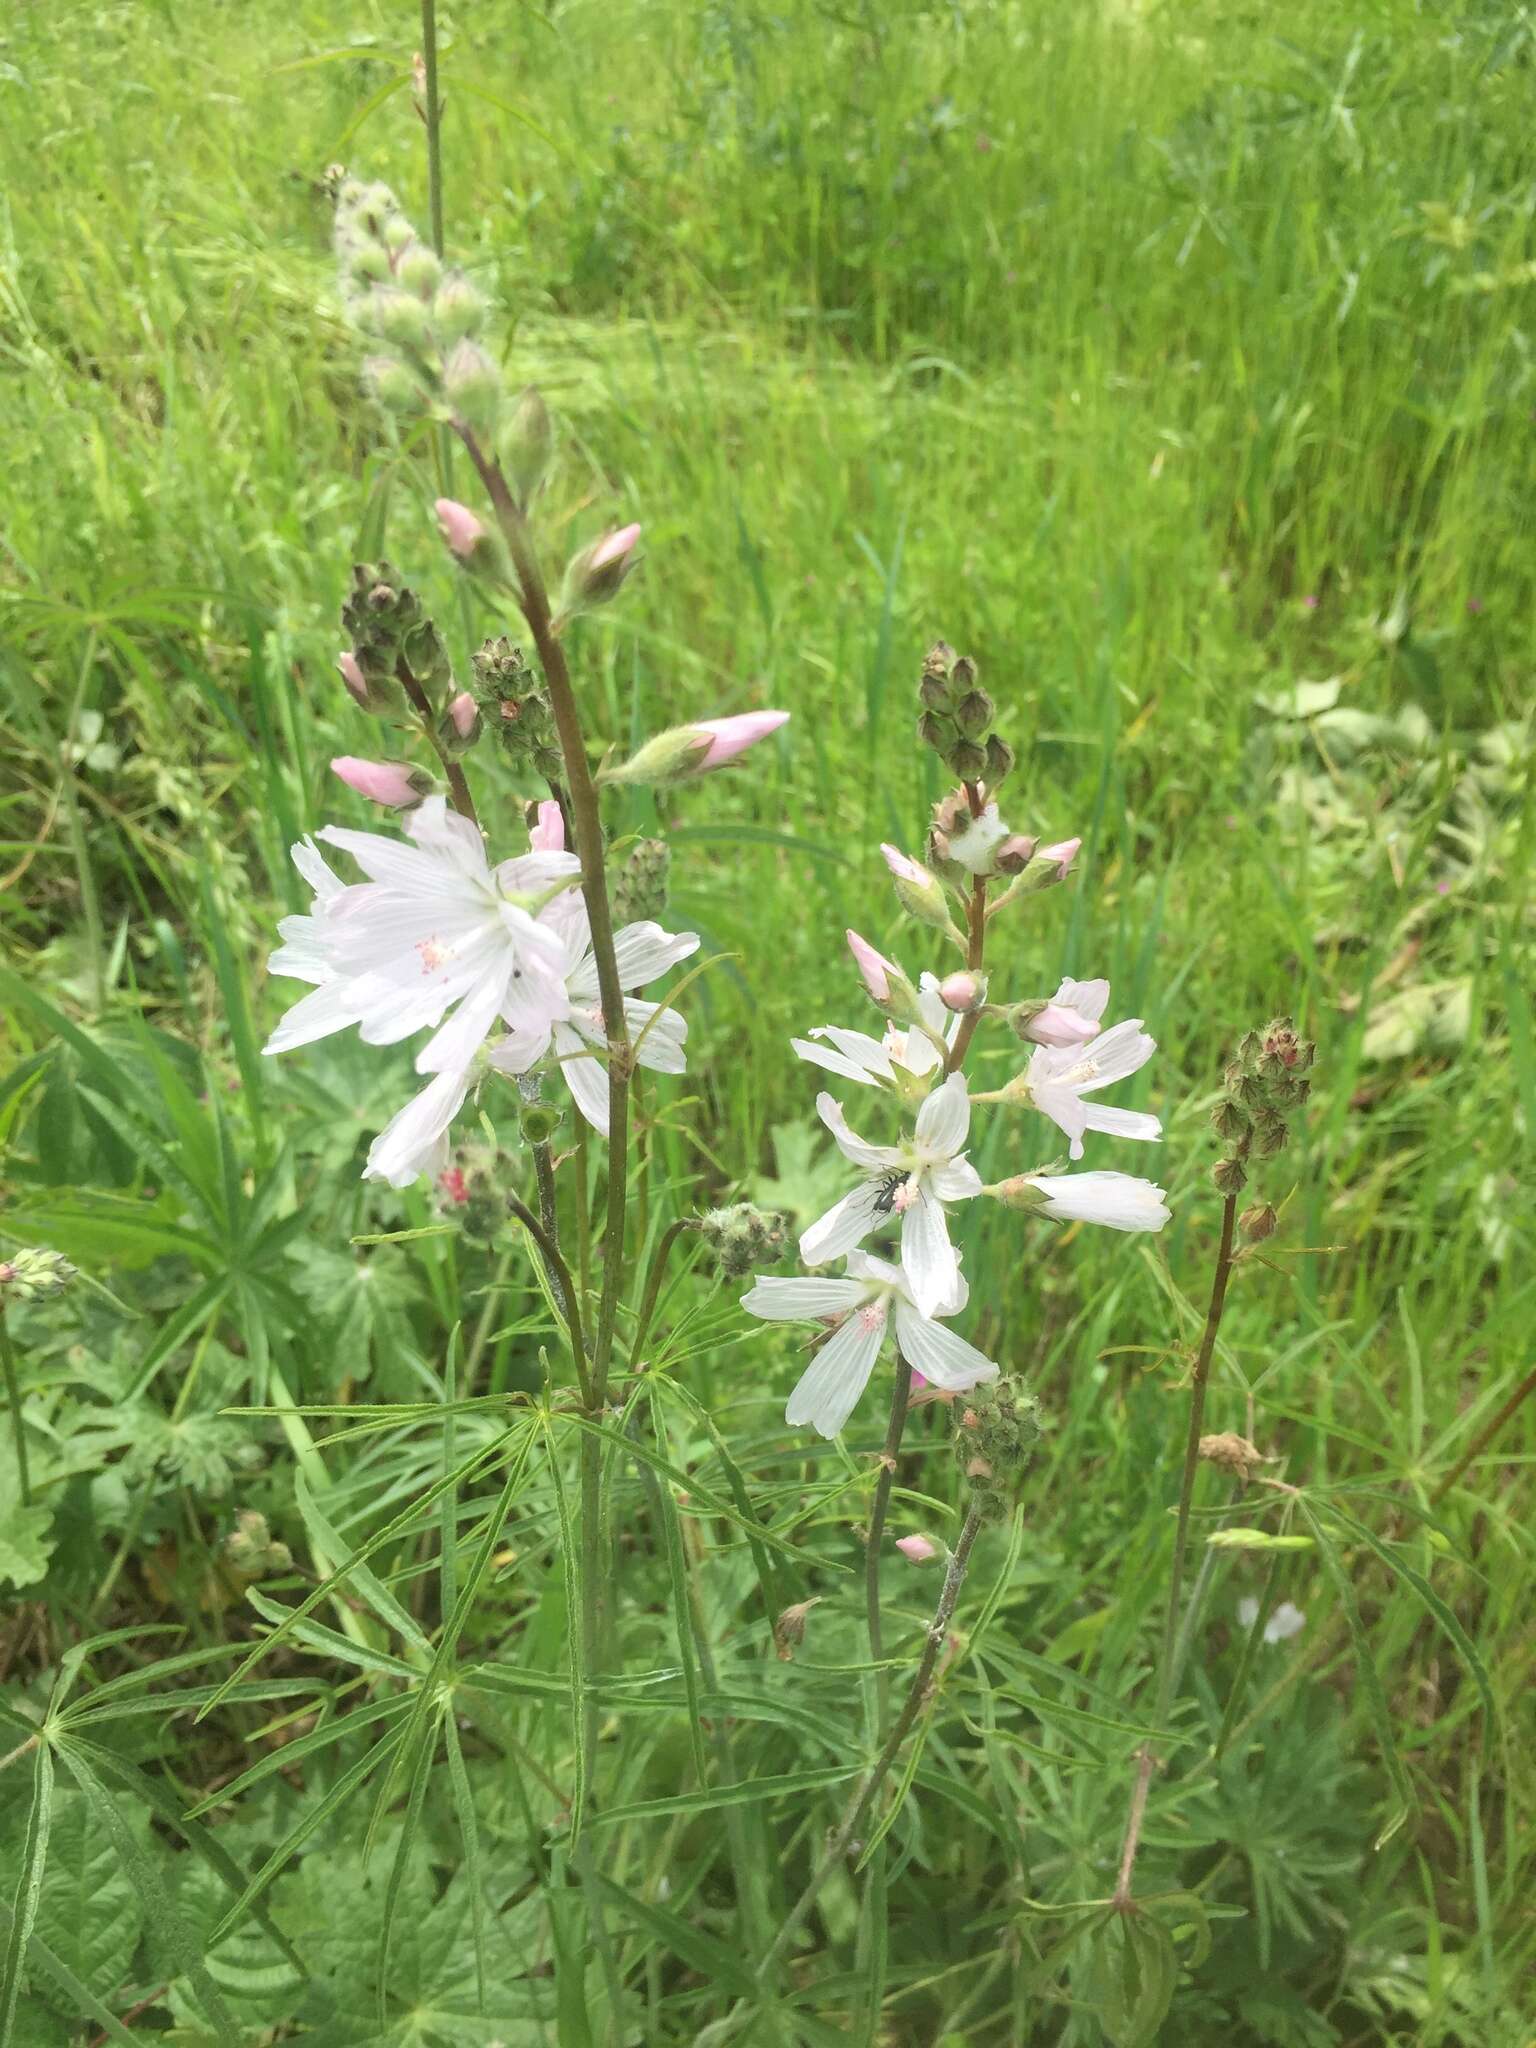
[443,339,501,433]
[224,1509,292,1578]
[917,709,951,752]
[519,1101,562,1147]
[560,524,642,616]
[954,687,995,739]
[950,654,978,691]
[0,1247,77,1303]
[1239,1202,1278,1243]
[599,726,713,789]
[918,672,953,712]
[505,386,554,505]
[1211,1097,1248,1143]
[396,243,443,298]
[370,288,433,353]
[984,733,1016,786]
[363,354,421,414]
[700,1203,789,1280]
[1213,1156,1248,1195]
[946,737,988,782]
[612,838,671,924]
[432,274,486,343]
[954,1377,1042,1521]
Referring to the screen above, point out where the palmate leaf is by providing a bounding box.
[0,1495,55,1594]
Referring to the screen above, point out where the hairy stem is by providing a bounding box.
[393,657,478,828]
[1431,1362,1536,1507]
[630,1216,698,1365]
[739,1503,986,2017]
[1113,1189,1239,1908]
[452,423,631,1403]
[0,1318,31,1505]
[864,1353,913,1724]
[418,0,445,259]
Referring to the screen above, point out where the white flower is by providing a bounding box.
[946,801,1010,875]
[1237,1597,1306,1645]
[800,1073,981,1316]
[742,1249,998,1439]
[263,798,580,1182]
[1019,984,1160,1159]
[1023,1170,1170,1233]
[791,972,956,1092]
[264,797,578,1064]
[488,891,699,1135]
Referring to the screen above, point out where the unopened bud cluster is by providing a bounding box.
[224,1509,293,1578]
[333,177,502,434]
[612,838,671,924]
[954,1377,1042,1522]
[473,637,564,781]
[700,1204,790,1281]
[917,642,1015,788]
[437,1144,517,1243]
[1198,1431,1267,1481]
[339,561,453,715]
[0,1247,77,1303]
[1210,1017,1316,1196]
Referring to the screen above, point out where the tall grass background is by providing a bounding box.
[0,1,1531,2042]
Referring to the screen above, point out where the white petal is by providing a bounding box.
[914,1071,970,1156]
[814,1027,894,1080]
[1052,976,1109,1024]
[628,1000,688,1074]
[495,850,582,896]
[800,1180,885,1266]
[487,1023,555,1078]
[414,967,510,1075]
[363,1066,471,1188]
[1082,1105,1162,1145]
[900,1189,959,1319]
[740,1277,868,1322]
[1032,1083,1090,1160]
[816,1093,901,1171]
[292,836,345,902]
[568,921,700,998]
[844,1248,905,1293]
[406,794,493,878]
[792,1037,881,1087]
[931,1158,982,1202]
[1072,1019,1156,1094]
[784,1299,889,1438]
[1033,1172,1170,1232]
[554,1021,610,1135]
[262,979,356,1055]
[893,1300,999,1392]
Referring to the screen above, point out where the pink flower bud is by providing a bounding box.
[591,521,642,571]
[1037,837,1081,878]
[994,833,1038,875]
[529,799,565,853]
[446,691,478,739]
[338,650,371,708]
[434,497,488,559]
[880,843,926,886]
[1019,1002,1099,1048]
[331,756,432,810]
[895,1534,940,1565]
[846,930,895,1002]
[692,710,790,767]
[938,971,985,1015]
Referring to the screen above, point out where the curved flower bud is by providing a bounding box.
[938,971,987,1015]
[561,522,642,613]
[599,711,789,788]
[895,1534,941,1565]
[331,756,434,811]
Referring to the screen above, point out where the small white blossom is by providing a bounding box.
[1018,982,1160,1159]
[800,1073,981,1316]
[1237,1597,1306,1645]
[1022,1170,1170,1233]
[790,972,955,1092]
[742,1249,998,1439]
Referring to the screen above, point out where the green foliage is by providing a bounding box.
[1,0,1532,2041]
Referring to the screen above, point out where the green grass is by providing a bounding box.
[1,1,1533,2041]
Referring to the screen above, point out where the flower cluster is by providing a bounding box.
[741,643,1171,1439]
[262,794,699,1186]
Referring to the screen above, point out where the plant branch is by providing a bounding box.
[1113,1189,1239,1908]
[393,656,478,828]
[864,1352,913,1724]
[630,1217,699,1365]
[0,1317,30,1505]
[507,1195,588,1403]
[1431,1363,1536,1507]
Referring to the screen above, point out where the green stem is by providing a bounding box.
[721,1504,986,2029]
[631,1217,698,1364]
[1113,1189,1239,1909]
[418,0,446,259]
[452,423,631,1403]
[0,1317,31,1505]
[507,1196,588,1401]
[864,1354,913,1726]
